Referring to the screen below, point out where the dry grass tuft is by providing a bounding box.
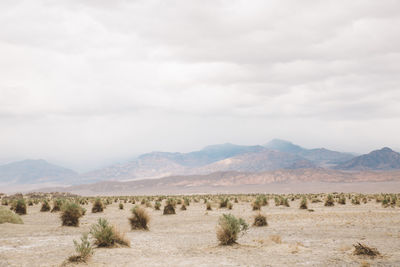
[129,205,150,230]
[253,213,267,227]
[0,207,23,224]
[353,243,380,258]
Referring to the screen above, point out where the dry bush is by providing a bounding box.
[61,202,84,227]
[252,200,261,210]
[154,201,161,210]
[227,202,233,210]
[216,214,248,245]
[219,198,229,208]
[206,202,212,211]
[324,195,335,207]
[180,204,187,210]
[92,198,104,213]
[13,199,27,215]
[119,203,124,210]
[90,218,130,247]
[353,243,380,258]
[253,213,267,227]
[68,233,93,263]
[163,199,176,215]
[51,199,63,212]
[338,196,346,205]
[40,200,51,212]
[299,197,308,209]
[129,206,150,230]
[0,207,23,224]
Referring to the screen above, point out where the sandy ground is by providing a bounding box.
[0,200,400,266]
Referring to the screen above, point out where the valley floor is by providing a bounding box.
[1,200,400,266]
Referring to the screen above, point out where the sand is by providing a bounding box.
[1,199,399,266]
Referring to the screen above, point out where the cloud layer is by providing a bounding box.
[1,0,400,171]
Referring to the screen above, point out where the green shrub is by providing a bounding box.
[51,199,63,212]
[68,233,93,263]
[92,198,104,213]
[252,200,261,210]
[90,218,130,247]
[154,201,161,210]
[0,207,23,224]
[338,196,346,205]
[14,199,27,215]
[40,200,51,212]
[61,202,84,227]
[299,197,308,209]
[324,195,335,207]
[216,214,248,245]
[206,202,212,211]
[119,203,124,210]
[129,206,150,230]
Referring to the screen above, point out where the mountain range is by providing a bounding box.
[1,139,400,192]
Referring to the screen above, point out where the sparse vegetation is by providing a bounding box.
[299,197,308,209]
[163,198,176,215]
[253,213,267,227]
[216,214,248,245]
[40,200,51,212]
[0,207,23,224]
[324,194,335,206]
[129,206,150,230]
[92,198,104,213]
[13,199,27,215]
[353,243,380,258]
[90,218,130,247]
[68,233,93,263]
[61,202,84,227]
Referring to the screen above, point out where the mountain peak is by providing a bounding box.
[264,139,304,153]
[336,147,400,170]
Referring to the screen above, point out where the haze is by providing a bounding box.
[1,0,400,171]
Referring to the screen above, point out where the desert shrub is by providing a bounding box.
[14,199,27,215]
[1,199,8,206]
[338,196,346,205]
[90,218,130,247]
[180,204,187,210]
[352,197,361,205]
[92,198,104,213]
[184,198,190,206]
[281,197,290,207]
[219,198,229,208]
[299,197,308,209]
[28,200,33,206]
[324,195,335,207]
[40,200,51,212]
[206,202,212,211]
[119,203,124,210]
[129,206,150,230]
[234,197,238,203]
[0,207,23,224]
[177,199,182,205]
[163,198,176,215]
[252,200,261,210]
[274,197,280,206]
[145,201,153,208]
[253,213,267,227]
[311,198,322,203]
[154,201,161,210]
[68,233,93,263]
[227,202,233,210]
[216,214,248,245]
[51,199,63,212]
[61,202,84,227]
[353,243,380,257]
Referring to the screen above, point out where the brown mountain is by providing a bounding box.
[335,147,400,170]
[37,168,400,195]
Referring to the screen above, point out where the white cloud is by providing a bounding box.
[0,0,400,171]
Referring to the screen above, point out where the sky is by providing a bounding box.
[1,0,400,172]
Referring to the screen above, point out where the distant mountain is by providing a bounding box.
[0,159,78,184]
[335,147,400,170]
[195,149,315,173]
[37,169,400,195]
[81,145,312,181]
[265,139,354,167]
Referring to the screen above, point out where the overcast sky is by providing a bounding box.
[1,0,400,171]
